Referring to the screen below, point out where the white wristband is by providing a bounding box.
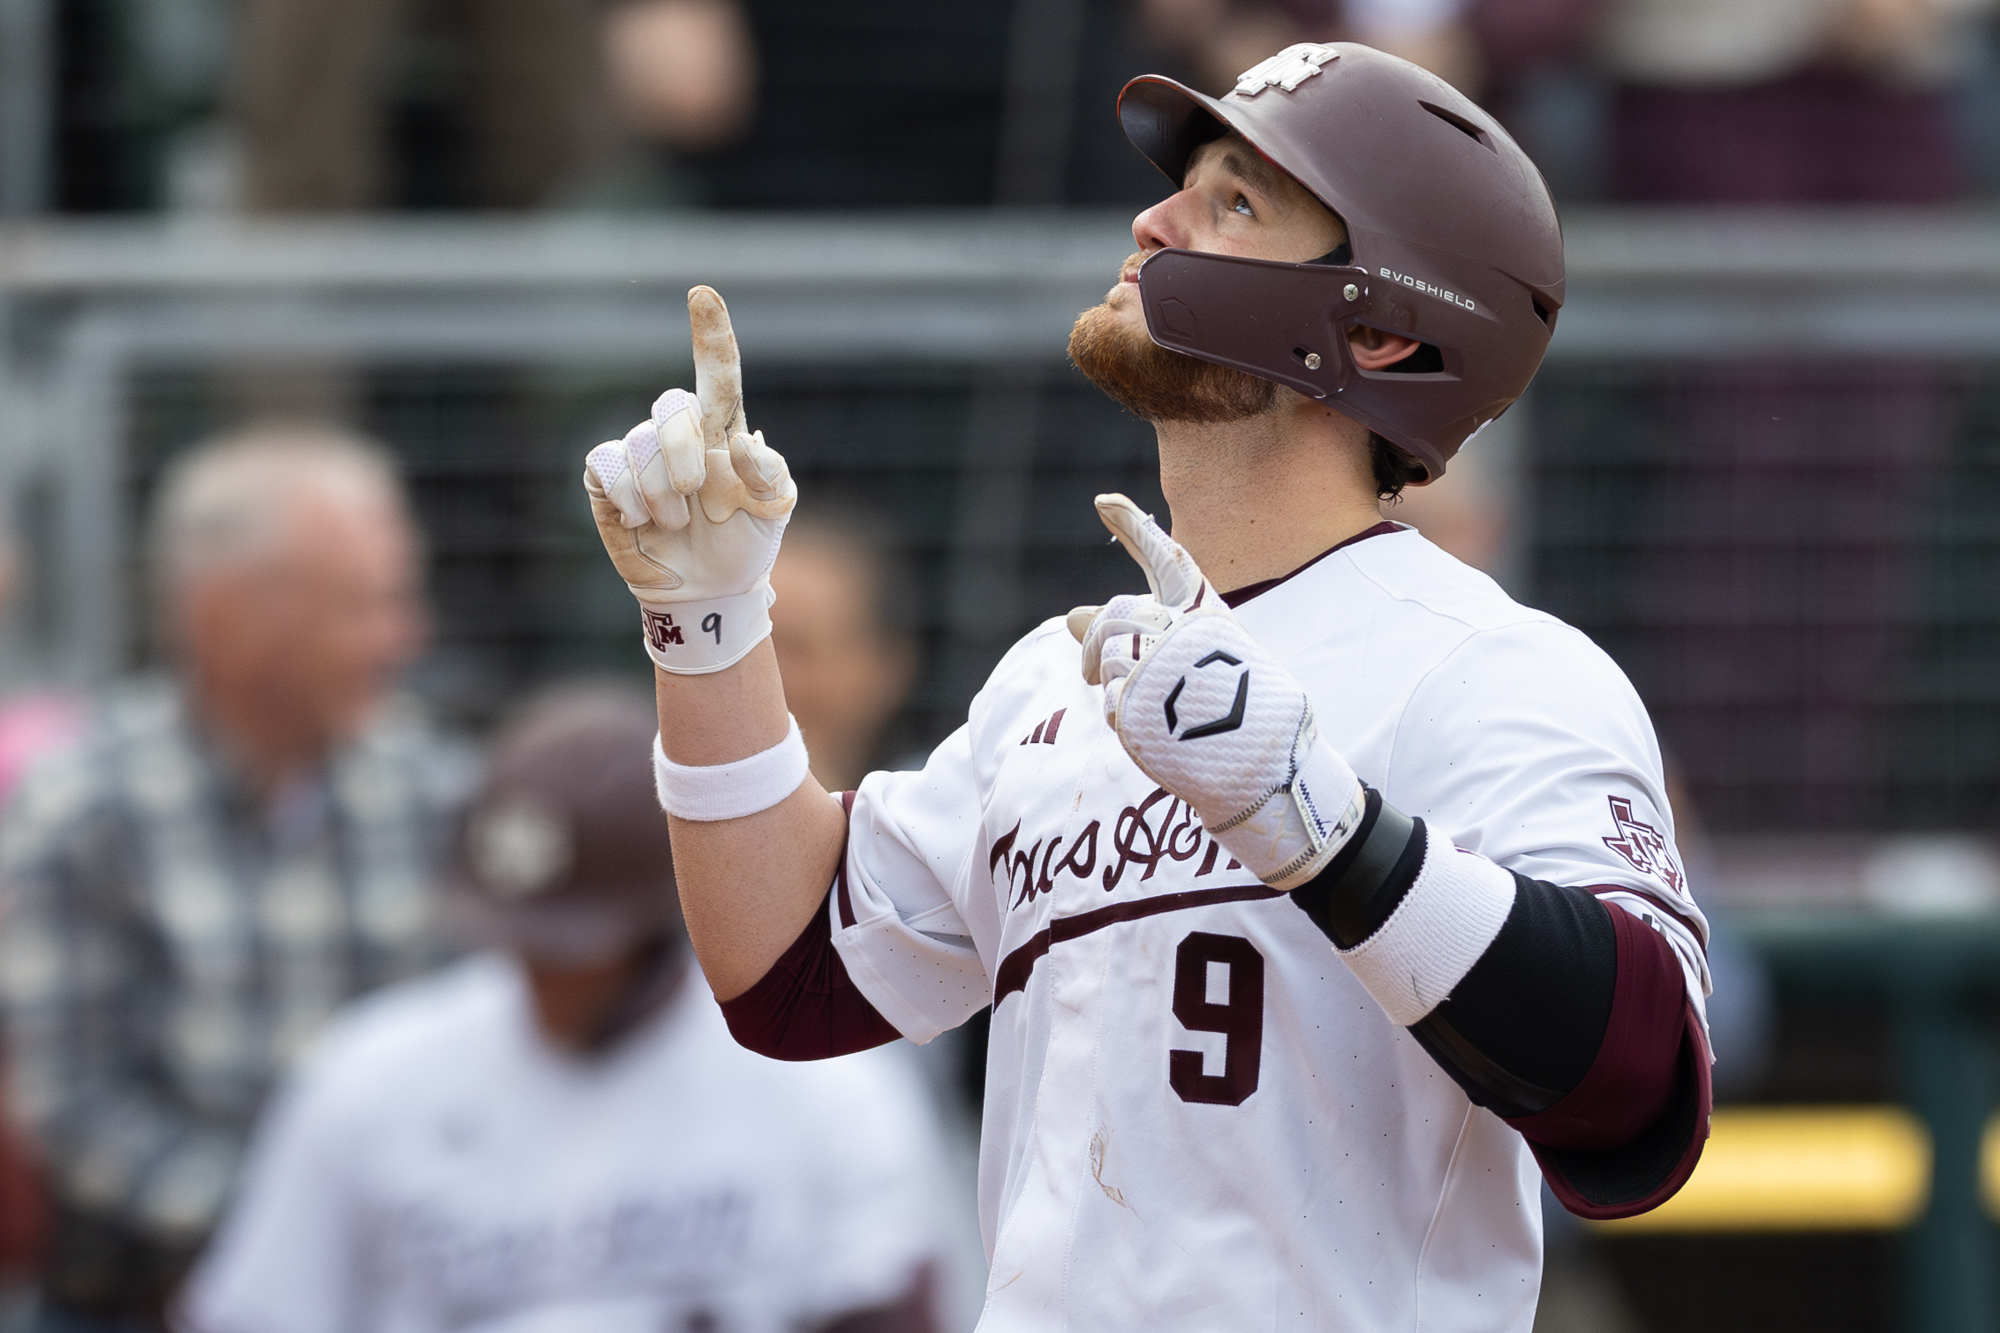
[653,716,810,821]
[638,586,774,676]
[1335,824,1517,1026]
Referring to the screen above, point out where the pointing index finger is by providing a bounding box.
[688,285,746,453]
[1094,493,1207,607]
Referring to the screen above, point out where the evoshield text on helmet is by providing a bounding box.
[1118,43,1565,480]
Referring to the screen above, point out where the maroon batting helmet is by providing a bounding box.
[451,683,682,964]
[1119,43,1564,480]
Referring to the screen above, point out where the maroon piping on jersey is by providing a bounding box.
[1509,904,1711,1219]
[719,792,902,1060]
[992,883,1285,1003]
[1220,521,1404,608]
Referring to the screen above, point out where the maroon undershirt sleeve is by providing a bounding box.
[717,791,902,1061]
[1350,857,1708,1219]
[1507,902,1712,1219]
[1507,902,1690,1150]
[718,891,902,1060]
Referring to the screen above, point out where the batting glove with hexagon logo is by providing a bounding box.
[1072,494,1367,890]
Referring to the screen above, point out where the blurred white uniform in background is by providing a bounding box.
[184,954,962,1333]
[185,684,980,1333]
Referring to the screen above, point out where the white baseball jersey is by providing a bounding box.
[184,954,966,1333]
[829,525,1707,1333]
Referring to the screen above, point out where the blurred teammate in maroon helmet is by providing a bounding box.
[583,42,1709,1333]
[185,685,969,1333]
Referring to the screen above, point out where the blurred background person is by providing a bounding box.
[52,0,1164,213]
[1596,0,1997,202]
[768,508,920,793]
[593,0,760,206]
[602,0,757,151]
[1137,0,1486,96]
[0,513,89,1319]
[214,0,763,415]
[0,520,85,803]
[233,0,602,211]
[0,424,467,1331]
[765,506,988,1326]
[228,0,756,212]
[183,684,966,1333]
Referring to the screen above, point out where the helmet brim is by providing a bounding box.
[446,878,681,964]
[1118,75,1355,230]
[1118,76,1239,193]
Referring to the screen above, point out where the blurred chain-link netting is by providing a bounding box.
[120,360,1166,762]
[1535,361,2000,836]
[108,355,2000,839]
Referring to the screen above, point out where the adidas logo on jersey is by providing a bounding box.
[1020,708,1067,747]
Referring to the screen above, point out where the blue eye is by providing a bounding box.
[1232,196,1255,217]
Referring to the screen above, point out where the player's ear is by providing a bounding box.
[1348,325,1422,371]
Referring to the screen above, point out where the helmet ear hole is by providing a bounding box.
[1378,342,1445,375]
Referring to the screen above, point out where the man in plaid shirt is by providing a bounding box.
[0,425,471,1330]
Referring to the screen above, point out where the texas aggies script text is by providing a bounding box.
[990,784,1256,909]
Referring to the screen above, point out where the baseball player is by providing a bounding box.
[584,42,1710,1331]
[181,687,966,1333]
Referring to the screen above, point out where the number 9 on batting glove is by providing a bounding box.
[1072,495,1367,890]
[584,285,797,674]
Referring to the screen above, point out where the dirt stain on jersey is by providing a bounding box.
[1090,1130,1132,1211]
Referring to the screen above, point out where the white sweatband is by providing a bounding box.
[1335,824,1517,1026]
[653,716,810,821]
[638,586,774,676]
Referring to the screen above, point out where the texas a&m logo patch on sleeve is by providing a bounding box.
[1601,795,1686,895]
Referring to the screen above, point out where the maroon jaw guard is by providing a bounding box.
[1136,248,1372,400]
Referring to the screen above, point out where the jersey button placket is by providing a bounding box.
[987,722,1121,1322]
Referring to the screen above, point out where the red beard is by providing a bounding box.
[1067,299,1276,425]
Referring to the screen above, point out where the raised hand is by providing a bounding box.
[585,286,797,675]
[1071,494,1366,889]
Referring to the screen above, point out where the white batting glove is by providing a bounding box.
[584,286,797,674]
[1071,494,1367,890]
